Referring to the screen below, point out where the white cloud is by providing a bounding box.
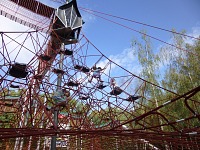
[0,15,49,80]
[97,48,141,77]
[185,26,200,45]
[79,9,96,32]
[0,16,31,63]
[156,26,200,79]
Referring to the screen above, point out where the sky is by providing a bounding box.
[0,0,199,113]
[0,0,200,76]
[0,0,199,124]
[77,0,200,55]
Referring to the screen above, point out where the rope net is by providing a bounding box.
[0,0,54,32]
[0,29,199,149]
[0,0,200,149]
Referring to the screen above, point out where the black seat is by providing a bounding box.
[110,87,122,95]
[39,54,51,61]
[79,96,89,100]
[74,65,90,73]
[8,63,28,78]
[10,84,19,88]
[126,95,141,102]
[64,49,73,55]
[67,81,79,87]
[53,68,65,74]
[97,84,107,89]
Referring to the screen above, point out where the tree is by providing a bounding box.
[131,30,200,132]
[131,31,164,130]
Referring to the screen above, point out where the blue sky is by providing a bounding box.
[77,0,200,56]
[33,0,200,57]
[0,0,199,113]
[77,0,200,78]
[0,0,199,78]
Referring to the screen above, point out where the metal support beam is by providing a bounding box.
[50,43,64,150]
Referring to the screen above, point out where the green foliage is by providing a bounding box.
[130,30,200,132]
[132,31,162,100]
[0,112,15,128]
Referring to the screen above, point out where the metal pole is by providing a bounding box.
[51,43,64,150]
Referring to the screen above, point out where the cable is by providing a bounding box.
[80,8,200,58]
[82,33,179,96]
[79,7,200,41]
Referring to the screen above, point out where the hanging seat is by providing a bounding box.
[10,84,19,88]
[53,68,65,74]
[67,81,79,87]
[110,87,123,95]
[64,49,73,55]
[74,65,90,73]
[97,84,107,89]
[126,95,141,102]
[79,95,89,100]
[39,54,52,61]
[59,49,73,55]
[8,63,28,78]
